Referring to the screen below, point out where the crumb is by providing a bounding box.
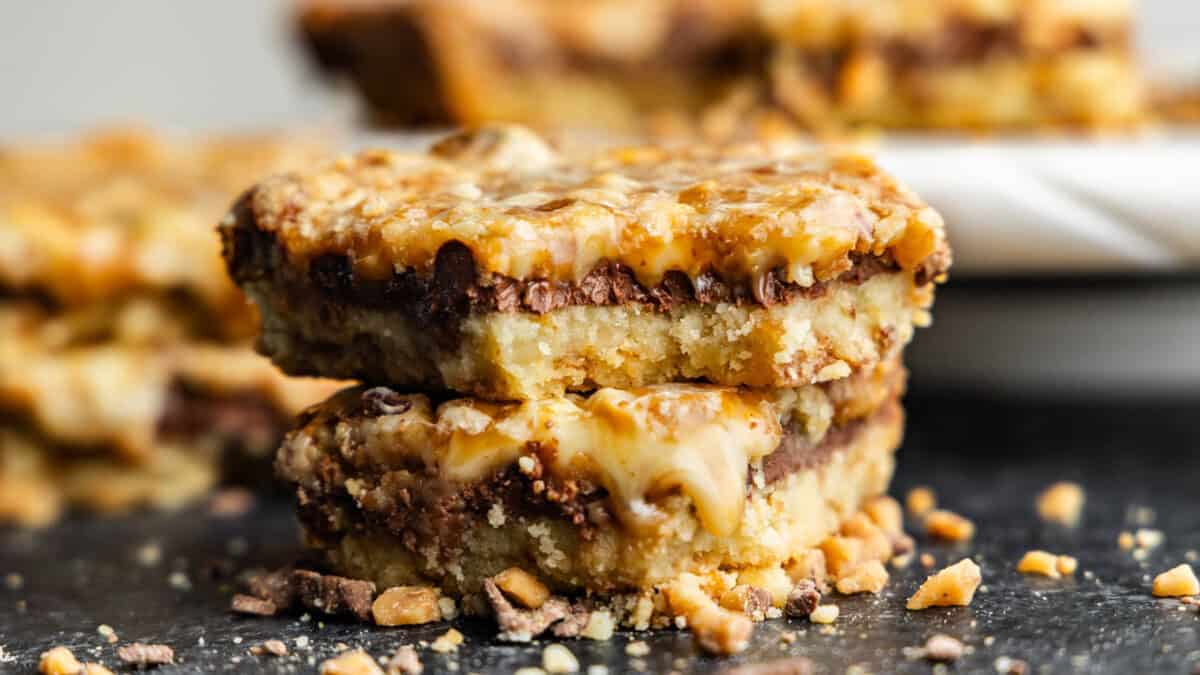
[994,656,1029,674]
[372,586,441,626]
[780,631,797,643]
[920,553,936,568]
[863,496,904,533]
[1135,529,1165,550]
[1016,551,1071,578]
[166,571,191,591]
[1036,482,1084,527]
[208,487,255,517]
[922,634,964,662]
[97,624,118,644]
[231,593,277,616]
[1152,564,1200,597]
[494,568,551,609]
[907,558,982,610]
[431,628,464,653]
[250,640,288,657]
[722,656,815,674]
[891,554,914,568]
[542,644,580,673]
[1118,532,1135,550]
[117,643,174,667]
[385,645,422,675]
[295,636,310,649]
[1056,556,1078,576]
[483,578,572,642]
[40,647,82,675]
[835,560,889,595]
[809,604,839,624]
[906,486,937,518]
[320,649,384,675]
[293,569,376,622]
[438,596,458,620]
[925,509,975,542]
[514,669,547,675]
[719,584,771,621]
[625,641,650,657]
[586,667,609,675]
[664,573,753,655]
[4,573,23,590]
[581,610,615,641]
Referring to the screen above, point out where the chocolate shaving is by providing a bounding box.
[292,569,376,622]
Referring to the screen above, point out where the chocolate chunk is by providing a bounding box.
[231,593,277,616]
[491,277,522,312]
[483,578,570,642]
[431,240,477,310]
[117,643,175,667]
[784,579,821,618]
[523,281,558,314]
[577,265,613,304]
[721,656,814,675]
[244,568,296,609]
[550,602,592,638]
[292,570,377,622]
[361,387,412,417]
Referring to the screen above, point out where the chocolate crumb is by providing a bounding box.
[250,640,288,657]
[117,643,174,668]
[550,602,592,638]
[231,593,277,616]
[483,578,570,642]
[292,570,376,622]
[784,579,821,618]
[244,567,296,608]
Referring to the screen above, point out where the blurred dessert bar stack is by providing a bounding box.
[298,0,1143,132]
[0,130,341,527]
[222,125,951,645]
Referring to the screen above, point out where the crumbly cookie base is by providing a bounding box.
[0,429,217,528]
[251,272,929,399]
[302,400,901,599]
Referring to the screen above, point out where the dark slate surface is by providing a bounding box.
[3,390,1200,674]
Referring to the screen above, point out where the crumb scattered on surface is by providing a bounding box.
[922,634,964,662]
[1056,556,1078,576]
[4,573,23,590]
[665,573,753,655]
[431,628,464,653]
[906,486,937,518]
[864,496,904,534]
[785,579,821,618]
[231,593,277,616]
[293,569,376,622]
[809,604,839,624]
[135,543,162,567]
[721,656,815,674]
[250,640,288,657]
[925,509,975,542]
[1017,551,1078,578]
[117,643,174,667]
[542,644,580,673]
[1135,529,1165,550]
[1036,482,1085,527]
[320,649,384,675]
[372,586,441,626]
[1153,564,1200,597]
[97,624,117,644]
[1118,532,1135,550]
[625,641,650,657]
[835,560,889,595]
[995,656,1029,674]
[907,558,982,610]
[40,647,82,675]
[920,553,936,568]
[384,645,422,675]
[719,585,771,621]
[208,487,255,517]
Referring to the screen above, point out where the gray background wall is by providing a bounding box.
[0,0,1196,136]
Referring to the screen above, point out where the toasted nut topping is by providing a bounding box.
[863,495,904,534]
[785,549,828,591]
[907,558,982,610]
[40,647,82,675]
[1118,532,1135,550]
[320,649,384,675]
[666,573,753,655]
[820,536,863,578]
[1153,564,1200,597]
[1135,529,1165,549]
[906,486,937,518]
[1056,555,1078,576]
[372,586,441,626]
[809,604,840,624]
[834,560,889,595]
[250,640,289,657]
[923,634,964,662]
[385,645,422,675]
[581,610,615,641]
[1036,481,1085,527]
[735,567,792,608]
[719,585,772,621]
[430,628,464,653]
[542,644,580,673]
[494,567,551,609]
[840,513,894,562]
[925,509,975,542]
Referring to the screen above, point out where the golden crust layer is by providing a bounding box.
[0,128,326,322]
[227,125,949,292]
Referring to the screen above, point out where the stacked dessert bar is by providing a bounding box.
[0,130,341,526]
[222,125,950,649]
[298,0,1142,132]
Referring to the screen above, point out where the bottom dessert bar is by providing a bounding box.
[276,364,907,622]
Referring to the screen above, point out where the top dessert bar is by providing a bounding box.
[224,126,949,399]
[0,129,326,338]
[298,0,1141,132]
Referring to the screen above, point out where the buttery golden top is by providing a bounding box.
[233,125,948,289]
[0,128,326,313]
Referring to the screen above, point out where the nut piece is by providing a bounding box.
[665,573,753,655]
[1036,481,1085,527]
[1135,528,1165,549]
[808,604,839,624]
[117,643,174,668]
[542,644,580,673]
[785,549,827,588]
[923,634,964,662]
[1118,531,1135,550]
[784,579,822,618]
[906,486,937,518]
[834,560,889,595]
[250,640,289,657]
[840,513,894,563]
[907,558,983,610]
[1056,555,1078,576]
[1153,564,1200,597]
[372,586,442,626]
[385,645,422,675]
[320,649,384,675]
[231,593,277,616]
[719,585,772,621]
[580,610,615,641]
[925,509,975,542]
[494,567,551,609]
[430,628,464,653]
[1016,551,1062,578]
[863,495,904,533]
[736,567,792,608]
[820,536,864,578]
[40,647,82,675]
